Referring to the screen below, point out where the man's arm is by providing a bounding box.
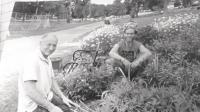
[24,81,63,112]
[131,44,152,67]
[109,43,130,63]
[51,80,92,111]
[51,79,65,99]
[51,79,73,107]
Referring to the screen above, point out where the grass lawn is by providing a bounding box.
[9,20,98,39]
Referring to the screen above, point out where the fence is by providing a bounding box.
[10,12,72,32]
[9,12,128,33]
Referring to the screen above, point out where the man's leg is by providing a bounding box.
[105,58,148,81]
[106,58,126,81]
[106,58,124,68]
[130,62,147,81]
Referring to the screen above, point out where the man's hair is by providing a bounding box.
[123,22,138,34]
[40,33,58,42]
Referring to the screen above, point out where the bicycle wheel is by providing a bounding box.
[73,50,94,64]
[63,62,78,74]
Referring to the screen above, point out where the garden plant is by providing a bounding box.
[56,12,200,112]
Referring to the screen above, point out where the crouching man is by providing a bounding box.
[107,23,152,81]
[18,34,73,112]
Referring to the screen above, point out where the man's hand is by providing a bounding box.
[62,96,83,109]
[48,104,63,112]
[62,96,73,107]
[131,61,139,69]
[121,59,131,68]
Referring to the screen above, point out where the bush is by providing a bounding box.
[81,25,122,55]
[174,1,181,7]
[95,77,200,112]
[56,63,115,102]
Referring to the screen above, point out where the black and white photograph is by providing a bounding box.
[1,0,200,112]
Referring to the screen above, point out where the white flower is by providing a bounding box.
[152,13,199,30]
[81,25,120,47]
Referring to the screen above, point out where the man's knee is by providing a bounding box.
[105,58,123,68]
[105,58,115,65]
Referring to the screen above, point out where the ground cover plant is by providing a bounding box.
[56,11,200,112]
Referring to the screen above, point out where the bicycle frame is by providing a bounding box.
[63,45,101,74]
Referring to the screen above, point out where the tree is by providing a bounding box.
[124,0,144,18]
[110,0,126,16]
[89,4,106,18]
[64,1,71,23]
[144,0,170,11]
[182,0,192,7]
[174,0,181,7]
[105,5,113,16]
[71,0,90,19]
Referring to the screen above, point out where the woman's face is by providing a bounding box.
[124,28,136,42]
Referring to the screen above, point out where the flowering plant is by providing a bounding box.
[81,25,122,55]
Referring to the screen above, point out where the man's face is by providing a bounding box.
[40,36,58,57]
[124,28,136,42]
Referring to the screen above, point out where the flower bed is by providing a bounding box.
[152,13,199,31]
[93,13,200,112]
[57,12,200,112]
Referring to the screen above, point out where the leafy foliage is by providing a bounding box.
[82,12,200,112]
[56,12,200,112]
[56,62,115,102]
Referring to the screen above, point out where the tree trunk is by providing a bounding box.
[66,6,71,23]
[42,14,51,28]
[182,0,192,7]
[130,8,136,18]
[163,0,170,12]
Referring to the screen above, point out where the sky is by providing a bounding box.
[91,0,115,5]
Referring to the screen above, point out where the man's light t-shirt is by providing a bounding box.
[18,50,54,112]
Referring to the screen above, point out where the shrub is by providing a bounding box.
[95,78,200,112]
[81,25,122,55]
[56,63,115,102]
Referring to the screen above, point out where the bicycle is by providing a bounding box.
[62,42,107,75]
